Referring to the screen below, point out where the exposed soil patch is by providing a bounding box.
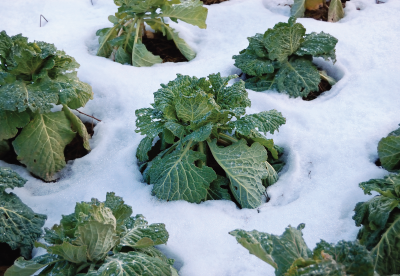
[0,242,21,274]
[142,32,188,63]
[0,122,94,181]
[375,158,382,167]
[302,78,332,101]
[201,0,229,5]
[304,0,346,21]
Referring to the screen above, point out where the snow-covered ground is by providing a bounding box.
[1,0,400,275]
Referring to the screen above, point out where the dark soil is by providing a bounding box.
[201,0,229,5]
[304,0,346,21]
[375,159,382,167]
[0,242,21,274]
[302,78,332,101]
[64,122,94,163]
[0,122,94,181]
[142,32,188,63]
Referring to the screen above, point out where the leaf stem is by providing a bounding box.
[124,17,138,51]
[218,133,238,143]
[197,141,205,168]
[134,18,142,45]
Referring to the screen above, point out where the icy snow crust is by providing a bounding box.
[1,0,400,275]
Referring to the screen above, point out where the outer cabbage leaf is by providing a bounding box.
[328,0,345,23]
[229,229,277,268]
[135,108,165,138]
[150,143,217,203]
[0,167,27,192]
[136,137,154,163]
[206,175,232,201]
[371,214,400,275]
[295,32,338,63]
[56,72,93,109]
[247,33,268,58]
[244,74,278,92]
[0,110,30,140]
[94,251,172,276]
[231,110,286,136]
[233,52,274,77]
[73,220,119,262]
[207,139,268,209]
[96,27,119,58]
[291,0,306,18]
[0,192,47,259]
[160,0,208,29]
[117,214,169,249]
[264,19,306,62]
[131,43,162,67]
[104,192,133,229]
[37,260,78,276]
[63,106,91,151]
[359,174,400,199]
[0,31,13,60]
[47,242,87,264]
[275,58,320,98]
[163,24,196,61]
[12,111,76,181]
[378,129,400,171]
[312,240,374,276]
[5,254,62,276]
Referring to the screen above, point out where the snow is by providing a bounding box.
[1,0,400,274]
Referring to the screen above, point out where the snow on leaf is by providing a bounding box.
[95,251,172,276]
[295,32,338,63]
[135,108,165,138]
[4,254,61,276]
[0,167,27,192]
[232,110,286,136]
[0,192,47,259]
[12,112,76,181]
[150,142,217,203]
[378,128,400,171]
[207,139,268,209]
[233,52,274,77]
[160,0,208,29]
[62,106,91,151]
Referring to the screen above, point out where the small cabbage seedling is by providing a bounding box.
[233,17,338,98]
[0,31,93,181]
[135,73,286,209]
[353,174,400,275]
[96,0,208,67]
[5,193,178,276]
[0,167,47,261]
[230,224,375,276]
[291,0,345,22]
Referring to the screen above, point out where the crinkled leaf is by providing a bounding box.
[229,229,277,269]
[244,74,278,92]
[237,130,278,159]
[233,52,274,77]
[295,32,338,63]
[0,110,30,140]
[275,58,320,98]
[183,123,213,142]
[0,31,13,60]
[150,143,217,203]
[131,43,162,67]
[124,0,166,13]
[104,192,133,230]
[5,254,61,276]
[95,251,172,276]
[0,167,27,192]
[74,220,119,262]
[160,0,208,29]
[56,72,93,110]
[232,110,286,136]
[207,139,268,209]
[285,258,346,276]
[13,111,76,181]
[63,106,91,151]
[264,19,306,62]
[165,121,187,139]
[328,0,345,23]
[0,192,47,259]
[371,214,400,275]
[47,242,87,264]
[291,0,306,18]
[378,132,400,171]
[212,77,251,110]
[206,175,232,201]
[359,174,400,199]
[135,108,165,138]
[175,91,217,123]
[118,214,169,249]
[313,240,374,276]
[247,33,268,58]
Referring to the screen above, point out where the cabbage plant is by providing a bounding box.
[96,0,208,67]
[233,17,338,98]
[230,224,375,276]
[0,167,47,261]
[377,125,400,172]
[0,31,93,181]
[6,193,178,276]
[135,73,286,209]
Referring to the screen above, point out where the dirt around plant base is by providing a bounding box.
[304,0,346,21]
[142,32,188,63]
[302,78,332,101]
[0,242,21,274]
[201,0,229,5]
